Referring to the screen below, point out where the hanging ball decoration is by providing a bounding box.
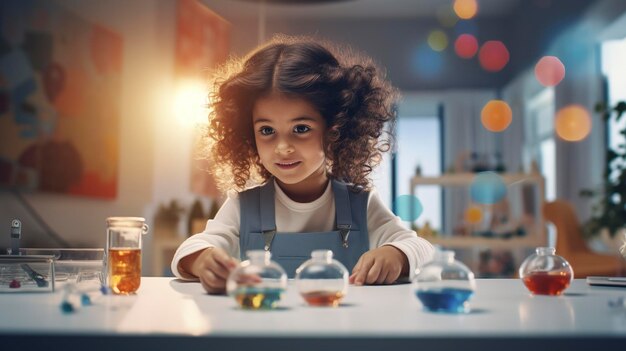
[555,104,592,142]
[454,0,478,20]
[481,100,513,132]
[394,195,424,222]
[464,205,483,224]
[479,41,510,72]
[470,172,507,205]
[454,34,478,59]
[535,56,565,87]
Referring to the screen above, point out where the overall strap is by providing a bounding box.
[331,180,352,248]
[259,182,277,251]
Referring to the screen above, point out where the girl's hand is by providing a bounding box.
[180,247,238,294]
[349,246,409,285]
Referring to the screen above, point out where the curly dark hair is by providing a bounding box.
[207,35,399,192]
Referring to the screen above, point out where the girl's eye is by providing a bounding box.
[259,126,274,136]
[293,125,311,134]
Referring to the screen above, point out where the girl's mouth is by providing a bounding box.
[275,161,301,169]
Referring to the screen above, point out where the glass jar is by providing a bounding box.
[105,217,148,295]
[519,247,573,296]
[295,250,348,307]
[413,250,476,313]
[226,250,287,310]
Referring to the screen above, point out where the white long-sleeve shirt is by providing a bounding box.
[171,180,434,280]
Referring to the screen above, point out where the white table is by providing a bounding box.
[1,278,625,350]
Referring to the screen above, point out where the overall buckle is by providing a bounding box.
[262,229,276,251]
[338,224,351,248]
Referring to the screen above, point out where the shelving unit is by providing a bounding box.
[410,172,547,275]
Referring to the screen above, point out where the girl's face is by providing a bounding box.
[253,93,328,201]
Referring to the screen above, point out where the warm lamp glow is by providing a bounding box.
[173,80,210,126]
[454,0,478,20]
[555,105,591,141]
[454,34,478,59]
[479,41,510,72]
[481,100,512,132]
[534,56,565,87]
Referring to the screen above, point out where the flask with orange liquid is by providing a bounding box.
[295,250,348,307]
[105,217,149,295]
[519,247,573,296]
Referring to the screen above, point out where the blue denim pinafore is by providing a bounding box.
[239,179,370,277]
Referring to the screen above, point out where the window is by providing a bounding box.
[601,36,626,172]
[395,115,442,228]
[525,88,556,201]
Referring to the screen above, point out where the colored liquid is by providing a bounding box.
[108,248,141,294]
[416,288,474,313]
[301,290,345,307]
[233,287,284,310]
[523,271,571,295]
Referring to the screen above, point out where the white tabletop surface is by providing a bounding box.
[2,277,626,351]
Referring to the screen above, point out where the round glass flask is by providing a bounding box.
[295,250,348,307]
[413,250,476,313]
[226,250,287,310]
[519,247,573,296]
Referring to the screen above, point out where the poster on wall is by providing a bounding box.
[175,0,230,199]
[0,1,122,199]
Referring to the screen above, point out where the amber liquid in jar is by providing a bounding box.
[108,248,141,294]
[522,271,571,295]
[301,290,345,307]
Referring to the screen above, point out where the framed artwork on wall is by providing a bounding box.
[0,1,123,199]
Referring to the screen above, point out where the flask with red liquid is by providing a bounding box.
[519,247,573,296]
[295,250,348,307]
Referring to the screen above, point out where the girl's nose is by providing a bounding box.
[275,140,294,155]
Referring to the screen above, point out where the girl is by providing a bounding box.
[171,35,434,294]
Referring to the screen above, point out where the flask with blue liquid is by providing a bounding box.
[413,250,476,313]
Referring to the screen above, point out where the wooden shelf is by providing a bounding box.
[426,235,545,249]
[411,172,545,187]
[410,172,548,250]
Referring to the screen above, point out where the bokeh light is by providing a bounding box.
[454,0,478,20]
[454,34,478,59]
[413,44,444,79]
[437,5,459,28]
[465,205,483,224]
[534,56,565,87]
[481,100,513,132]
[394,195,424,222]
[455,20,478,36]
[470,172,507,205]
[555,104,592,142]
[479,40,510,72]
[428,30,449,52]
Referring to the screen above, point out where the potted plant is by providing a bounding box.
[581,100,626,246]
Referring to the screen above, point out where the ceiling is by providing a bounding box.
[200,0,595,90]
[203,0,523,20]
